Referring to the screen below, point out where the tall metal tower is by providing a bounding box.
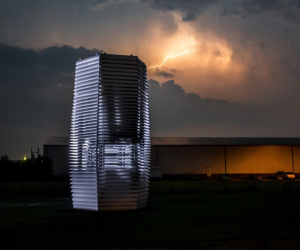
[69,53,150,211]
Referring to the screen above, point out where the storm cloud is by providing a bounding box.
[0,44,101,158]
[148,79,260,131]
[90,0,219,21]
[155,69,173,78]
[141,0,219,21]
[1,1,300,158]
[0,44,266,158]
[90,0,300,23]
[220,0,300,24]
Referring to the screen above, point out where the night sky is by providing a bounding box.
[1,0,300,159]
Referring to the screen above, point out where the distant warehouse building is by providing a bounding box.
[44,137,300,178]
[43,137,69,176]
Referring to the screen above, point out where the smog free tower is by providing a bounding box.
[69,53,150,211]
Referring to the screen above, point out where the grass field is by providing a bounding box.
[1,181,300,249]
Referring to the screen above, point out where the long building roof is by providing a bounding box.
[44,137,69,146]
[151,137,300,146]
[44,137,300,146]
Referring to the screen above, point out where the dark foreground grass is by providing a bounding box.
[2,180,300,197]
[1,181,300,249]
[150,180,300,195]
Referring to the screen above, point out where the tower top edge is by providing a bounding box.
[76,53,146,67]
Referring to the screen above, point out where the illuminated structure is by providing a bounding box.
[69,53,150,211]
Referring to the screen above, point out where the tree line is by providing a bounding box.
[0,155,53,181]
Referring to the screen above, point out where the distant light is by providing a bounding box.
[23,155,27,161]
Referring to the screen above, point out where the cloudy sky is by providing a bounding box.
[1,0,300,159]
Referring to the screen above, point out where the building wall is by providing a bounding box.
[43,145,69,175]
[292,146,300,173]
[45,144,300,176]
[226,146,293,173]
[152,145,296,175]
[152,146,225,174]
[151,145,157,166]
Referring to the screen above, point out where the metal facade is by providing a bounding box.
[69,54,150,211]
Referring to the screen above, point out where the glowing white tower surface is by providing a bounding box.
[69,53,150,211]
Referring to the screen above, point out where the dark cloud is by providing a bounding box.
[278,57,300,77]
[148,79,260,131]
[90,0,218,21]
[182,12,196,22]
[155,69,173,78]
[89,0,125,9]
[91,0,300,24]
[248,42,266,50]
[277,1,300,24]
[89,0,300,26]
[141,0,218,21]
[220,0,300,23]
[239,0,282,16]
[0,44,263,158]
[1,43,299,158]
[221,0,281,18]
[0,44,102,159]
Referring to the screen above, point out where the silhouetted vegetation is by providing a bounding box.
[0,155,53,181]
[0,155,17,181]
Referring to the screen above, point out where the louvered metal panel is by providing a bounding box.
[69,53,150,211]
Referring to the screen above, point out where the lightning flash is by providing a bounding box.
[147,49,197,69]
